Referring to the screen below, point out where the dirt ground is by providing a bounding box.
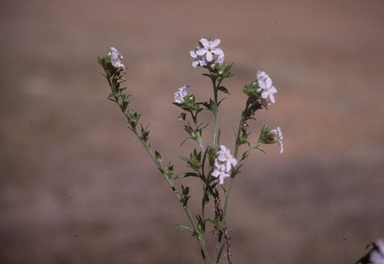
[1,0,383,263]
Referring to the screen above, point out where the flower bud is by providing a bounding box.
[243,81,260,98]
[125,109,141,129]
[140,124,151,142]
[181,185,191,206]
[165,163,175,179]
[258,124,277,144]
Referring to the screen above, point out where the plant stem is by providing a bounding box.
[132,128,212,263]
[211,77,219,146]
[221,100,248,225]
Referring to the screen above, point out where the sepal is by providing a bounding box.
[181,185,191,206]
[155,150,162,165]
[258,124,277,144]
[165,162,175,179]
[125,109,141,129]
[140,124,151,142]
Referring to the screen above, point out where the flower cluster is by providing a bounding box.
[174,84,191,104]
[271,127,283,153]
[256,70,277,103]
[110,47,125,69]
[190,38,224,68]
[212,145,237,184]
[371,239,384,264]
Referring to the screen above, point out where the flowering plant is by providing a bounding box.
[98,38,283,263]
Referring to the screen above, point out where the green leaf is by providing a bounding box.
[197,122,209,130]
[218,86,229,94]
[217,97,226,107]
[164,224,196,236]
[217,128,221,145]
[179,137,191,147]
[217,242,226,262]
[179,156,189,163]
[255,147,266,154]
[205,219,223,232]
[174,172,199,180]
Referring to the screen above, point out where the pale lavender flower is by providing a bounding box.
[216,53,225,64]
[212,145,237,184]
[271,127,283,153]
[216,145,238,172]
[190,49,208,68]
[256,70,277,103]
[174,84,191,104]
[211,159,230,185]
[371,239,384,264]
[195,38,224,62]
[110,47,125,69]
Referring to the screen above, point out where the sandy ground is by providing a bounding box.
[0,0,384,263]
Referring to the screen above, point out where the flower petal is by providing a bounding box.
[211,39,221,47]
[196,48,207,56]
[199,38,209,48]
[212,48,224,55]
[269,94,275,103]
[206,52,213,62]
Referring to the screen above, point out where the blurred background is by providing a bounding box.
[1,0,383,263]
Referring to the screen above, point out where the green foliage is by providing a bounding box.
[180,148,202,171]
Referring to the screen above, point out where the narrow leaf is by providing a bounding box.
[205,219,223,232]
[218,86,230,94]
[217,97,226,106]
[164,224,196,235]
[217,242,226,262]
[174,172,199,180]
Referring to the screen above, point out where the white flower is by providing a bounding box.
[110,47,125,69]
[195,38,224,62]
[190,50,208,68]
[173,84,191,104]
[211,159,230,185]
[216,145,238,172]
[216,53,225,64]
[271,127,283,153]
[371,239,384,264]
[212,145,237,184]
[256,70,277,103]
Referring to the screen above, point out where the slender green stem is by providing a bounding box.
[191,112,206,153]
[132,130,197,224]
[212,109,218,145]
[221,100,248,225]
[211,77,218,146]
[132,120,212,263]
